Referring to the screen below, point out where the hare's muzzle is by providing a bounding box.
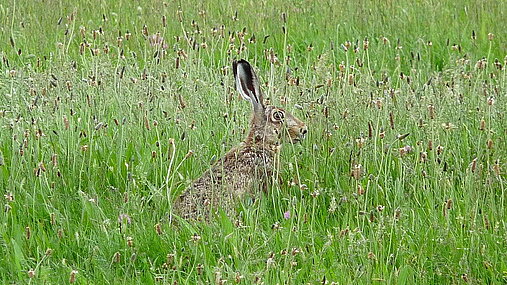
[298,125,308,141]
[300,125,308,139]
[289,123,307,143]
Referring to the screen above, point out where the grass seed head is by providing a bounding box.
[479,119,486,131]
[166,253,175,265]
[493,58,503,70]
[4,192,13,201]
[427,104,436,119]
[493,160,501,176]
[144,116,150,130]
[397,133,410,140]
[446,199,453,209]
[235,271,243,283]
[398,145,412,156]
[395,208,401,220]
[356,137,366,148]
[436,145,444,155]
[341,109,350,120]
[369,211,376,222]
[486,139,493,150]
[155,223,162,235]
[339,62,345,72]
[175,8,183,22]
[344,41,351,50]
[483,215,490,229]
[469,158,477,173]
[476,58,487,69]
[373,98,383,109]
[348,74,354,85]
[311,189,320,198]
[126,237,133,247]
[25,226,31,240]
[197,264,203,275]
[428,140,433,151]
[420,151,428,162]
[214,271,222,284]
[351,164,363,180]
[191,233,201,242]
[69,270,78,283]
[266,256,275,268]
[441,122,456,130]
[487,96,495,106]
[363,37,369,50]
[79,26,86,37]
[184,150,194,159]
[357,185,365,195]
[112,252,121,263]
[28,269,35,278]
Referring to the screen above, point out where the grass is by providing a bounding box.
[0,0,506,283]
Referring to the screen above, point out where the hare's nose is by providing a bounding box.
[300,126,308,137]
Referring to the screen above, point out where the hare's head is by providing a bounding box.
[233,60,307,147]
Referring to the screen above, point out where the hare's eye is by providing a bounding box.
[272,110,285,122]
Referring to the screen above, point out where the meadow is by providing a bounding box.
[0,0,506,283]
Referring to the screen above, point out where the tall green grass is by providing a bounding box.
[0,0,506,283]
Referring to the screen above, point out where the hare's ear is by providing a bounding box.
[233,59,265,112]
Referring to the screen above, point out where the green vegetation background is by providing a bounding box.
[0,0,506,283]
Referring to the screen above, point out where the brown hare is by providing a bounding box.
[173,59,307,221]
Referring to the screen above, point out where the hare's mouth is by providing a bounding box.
[285,125,307,144]
[289,134,305,144]
[293,126,308,143]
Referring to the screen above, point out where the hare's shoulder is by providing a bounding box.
[220,145,275,169]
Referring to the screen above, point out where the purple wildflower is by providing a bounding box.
[148,33,168,50]
[118,213,132,225]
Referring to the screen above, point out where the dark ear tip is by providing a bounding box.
[238,59,249,65]
[232,60,238,77]
[233,59,251,78]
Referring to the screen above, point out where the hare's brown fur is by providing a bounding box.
[173,60,307,221]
